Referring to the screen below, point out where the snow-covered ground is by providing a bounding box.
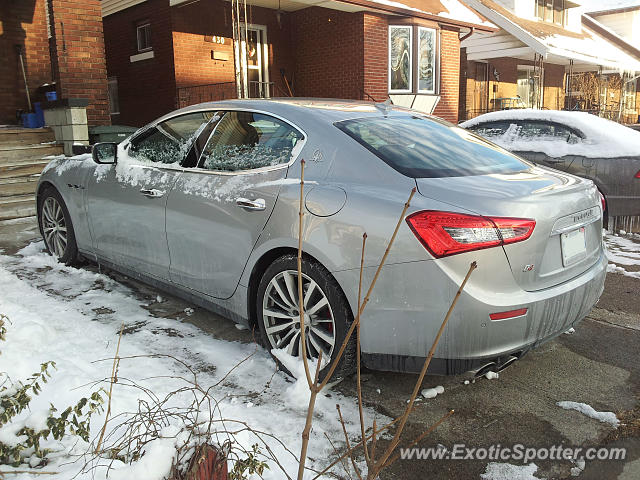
[1,228,637,478]
[604,230,640,279]
[0,242,381,479]
[556,401,619,428]
[481,462,543,480]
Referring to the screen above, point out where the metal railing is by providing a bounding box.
[176,82,237,108]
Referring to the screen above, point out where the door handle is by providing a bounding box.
[140,188,165,198]
[236,197,266,211]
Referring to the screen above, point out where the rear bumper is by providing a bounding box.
[333,247,607,374]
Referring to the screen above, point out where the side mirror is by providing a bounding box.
[92,142,118,164]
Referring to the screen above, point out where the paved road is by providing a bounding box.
[1,218,638,479]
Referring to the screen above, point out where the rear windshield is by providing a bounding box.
[335,115,529,178]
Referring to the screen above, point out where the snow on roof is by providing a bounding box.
[582,0,640,15]
[460,109,640,158]
[464,0,640,71]
[545,27,640,71]
[369,0,495,28]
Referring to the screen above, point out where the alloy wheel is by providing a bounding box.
[41,197,68,258]
[262,270,336,360]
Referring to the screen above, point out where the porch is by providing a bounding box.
[460,0,640,124]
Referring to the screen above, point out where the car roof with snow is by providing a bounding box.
[460,109,640,159]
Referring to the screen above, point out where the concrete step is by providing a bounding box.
[0,144,63,163]
[0,127,55,146]
[0,159,50,179]
[0,194,37,221]
[0,176,39,197]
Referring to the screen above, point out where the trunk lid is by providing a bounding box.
[415,166,603,291]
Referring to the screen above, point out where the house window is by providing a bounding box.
[417,27,436,94]
[623,78,637,111]
[389,25,439,95]
[136,22,152,52]
[107,77,120,116]
[389,26,412,93]
[536,0,565,26]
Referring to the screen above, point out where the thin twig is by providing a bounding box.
[385,409,455,468]
[297,159,313,389]
[318,188,416,390]
[370,418,378,464]
[355,233,370,468]
[324,432,352,480]
[371,261,477,475]
[336,404,363,480]
[297,351,323,480]
[310,417,401,480]
[95,322,124,454]
[298,188,416,478]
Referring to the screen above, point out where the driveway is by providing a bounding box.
[1,217,638,479]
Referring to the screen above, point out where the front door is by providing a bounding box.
[474,62,489,115]
[166,110,305,299]
[86,111,215,280]
[239,25,269,98]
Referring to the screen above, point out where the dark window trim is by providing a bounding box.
[136,21,152,53]
[535,0,567,26]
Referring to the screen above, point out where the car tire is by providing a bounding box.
[38,187,80,266]
[256,254,356,381]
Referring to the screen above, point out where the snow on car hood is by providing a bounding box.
[460,109,640,159]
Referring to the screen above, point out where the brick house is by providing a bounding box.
[0,0,111,126]
[101,0,495,127]
[459,0,640,123]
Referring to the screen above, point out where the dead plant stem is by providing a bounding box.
[370,261,477,476]
[95,322,124,454]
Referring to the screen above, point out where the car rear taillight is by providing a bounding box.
[599,191,606,213]
[635,170,640,179]
[489,308,528,321]
[406,211,535,258]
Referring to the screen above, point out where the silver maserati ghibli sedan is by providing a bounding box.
[37,99,607,377]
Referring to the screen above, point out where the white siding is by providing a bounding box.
[593,11,640,44]
[101,0,147,17]
[462,31,532,61]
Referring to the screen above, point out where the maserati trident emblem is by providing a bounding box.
[523,264,535,272]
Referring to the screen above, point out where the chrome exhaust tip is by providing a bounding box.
[496,356,518,372]
[474,362,497,378]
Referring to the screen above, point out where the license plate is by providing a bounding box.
[561,227,586,266]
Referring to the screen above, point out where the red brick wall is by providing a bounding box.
[171,2,294,98]
[290,7,364,99]
[0,0,52,124]
[49,0,110,125]
[103,0,176,126]
[363,13,388,102]
[432,27,459,124]
[102,1,464,125]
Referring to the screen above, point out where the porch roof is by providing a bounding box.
[165,0,496,30]
[462,0,640,72]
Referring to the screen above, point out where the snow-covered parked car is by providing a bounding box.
[461,110,640,220]
[37,99,606,378]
